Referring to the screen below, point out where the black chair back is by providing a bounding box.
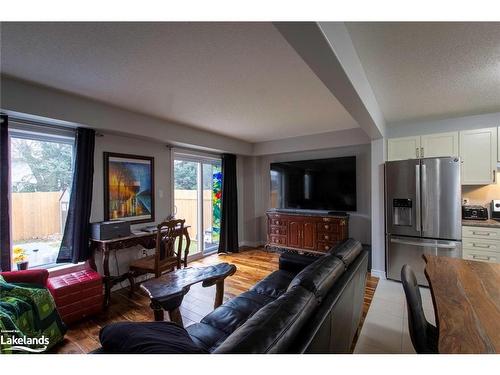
[401,264,438,354]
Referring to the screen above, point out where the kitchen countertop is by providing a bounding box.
[462,219,500,228]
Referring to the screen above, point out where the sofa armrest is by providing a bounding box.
[1,269,49,286]
[279,252,321,274]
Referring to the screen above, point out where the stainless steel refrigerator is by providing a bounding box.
[385,157,462,286]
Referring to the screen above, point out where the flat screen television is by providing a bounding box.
[270,156,357,212]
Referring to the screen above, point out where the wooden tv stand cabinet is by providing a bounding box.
[265,210,349,254]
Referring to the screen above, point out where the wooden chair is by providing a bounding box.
[128,219,185,294]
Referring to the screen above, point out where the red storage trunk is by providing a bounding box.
[47,269,103,325]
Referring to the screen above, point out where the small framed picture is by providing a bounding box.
[103,152,155,224]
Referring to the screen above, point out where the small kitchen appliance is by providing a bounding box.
[462,205,488,221]
[491,200,500,221]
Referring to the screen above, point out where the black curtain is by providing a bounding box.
[57,128,96,263]
[218,153,239,254]
[0,114,11,271]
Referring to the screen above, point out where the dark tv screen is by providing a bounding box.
[270,156,357,212]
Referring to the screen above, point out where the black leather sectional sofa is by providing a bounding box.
[97,238,368,354]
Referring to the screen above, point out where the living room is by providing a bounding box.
[1,2,499,373]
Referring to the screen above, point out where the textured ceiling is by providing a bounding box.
[346,22,500,125]
[0,22,358,142]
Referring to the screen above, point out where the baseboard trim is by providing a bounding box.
[239,241,266,248]
[370,269,386,279]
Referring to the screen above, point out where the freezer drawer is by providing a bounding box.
[386,235,462,286]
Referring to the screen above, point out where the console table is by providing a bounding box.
[266,210,349,254]
[89,226,191,307]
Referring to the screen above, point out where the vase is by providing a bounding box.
[17,261,29,270]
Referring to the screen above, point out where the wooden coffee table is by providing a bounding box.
[141,263,237,327]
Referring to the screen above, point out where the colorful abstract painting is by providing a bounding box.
[212,166,222,242]
[104,153,154,223]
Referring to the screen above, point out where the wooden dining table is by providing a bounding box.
[423,254,500,354]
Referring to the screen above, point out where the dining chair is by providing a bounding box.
[128,219,185,294]
[401,264,439,354]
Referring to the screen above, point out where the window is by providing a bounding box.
[173,151,222,259]
[9,128,74,269]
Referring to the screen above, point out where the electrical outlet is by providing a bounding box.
[142,249,147,256]
[463,198,469,205]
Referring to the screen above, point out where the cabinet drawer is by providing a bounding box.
[269,235,287,246]
[462,226,500,240]
[318,232,337,242]
[462,238,500,253]
[270,218,286,227]
[317,241,336,252]
[463,247,500,263]
[269,226,287,235]
[317,223,338,233]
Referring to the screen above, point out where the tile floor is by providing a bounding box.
[354,278,435,354]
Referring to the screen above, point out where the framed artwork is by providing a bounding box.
[103,152,155,224]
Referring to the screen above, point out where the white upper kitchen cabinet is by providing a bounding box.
[387,136,421,161]
[460,127,497,185]
[420,131,459,158]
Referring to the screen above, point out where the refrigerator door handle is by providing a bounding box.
[390,238,458,249]
[415,164,421,232]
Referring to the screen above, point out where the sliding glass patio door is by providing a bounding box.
[173,152,222,260]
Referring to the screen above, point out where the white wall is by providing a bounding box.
[253,128,370,155]
[370,138,386,278]
[249,144,372,246]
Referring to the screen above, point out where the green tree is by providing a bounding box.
[174,161,197,190]
[11,138,73,193]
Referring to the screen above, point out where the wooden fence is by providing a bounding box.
[174,189,213,241]
[12,192,63,242]
[12,189,214,243]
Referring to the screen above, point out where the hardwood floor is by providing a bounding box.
[51,248,377,354]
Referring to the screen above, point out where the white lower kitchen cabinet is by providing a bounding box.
[462,225,500,263]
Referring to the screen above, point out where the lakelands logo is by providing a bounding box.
[1,330,49,353]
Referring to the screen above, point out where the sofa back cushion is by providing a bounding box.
[213,285,317,353]
[329,239,363,268]
[286,254,344,301]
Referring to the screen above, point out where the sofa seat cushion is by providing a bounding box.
[249,270,295,298]
[214,285,318,353]
[99,321,207,354]
[287,255,345,301]
[200,291,275,335]
[329,239,363,268]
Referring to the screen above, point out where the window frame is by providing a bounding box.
[171,149,222,261]
[8,126,75,270]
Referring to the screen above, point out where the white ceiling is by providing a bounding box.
[0,22,358,142]
[346,22,500,125]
